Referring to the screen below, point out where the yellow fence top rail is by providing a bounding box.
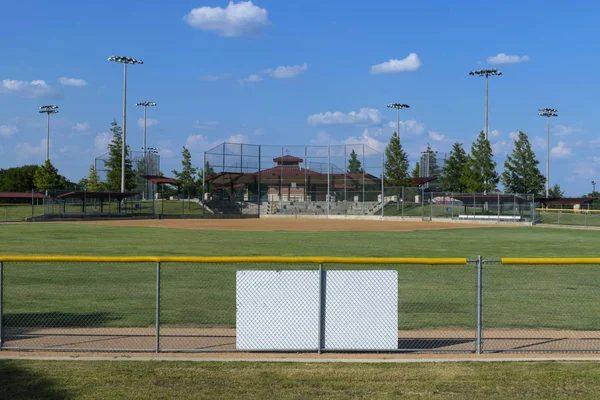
[502,258,600,265]
[0,256,468,265]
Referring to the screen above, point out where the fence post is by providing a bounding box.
[401,187,404,218]
[318,263,324,354]
[155,261,161,353]
[0,261,3,351]
[476,256,483,354]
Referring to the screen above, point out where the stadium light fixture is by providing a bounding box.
[387,103,410,144]
[108,55,144,192]
[136,102,158,200]
[592,181,596,194]
[538,108,558,198]
[39,105,59,162]
[469,69,502,141]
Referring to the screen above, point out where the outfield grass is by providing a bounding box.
[3,360,600,399]
[538,211,600,227]
[1,224,600,330]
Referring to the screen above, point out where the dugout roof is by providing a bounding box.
[539,197,598,206]
[0,192,47,200]
[56,191,139,200]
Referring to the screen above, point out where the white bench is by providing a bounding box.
[458,215,522,221]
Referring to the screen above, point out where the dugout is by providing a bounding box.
[52,191,140,217]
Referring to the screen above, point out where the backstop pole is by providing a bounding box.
[327,145,330,216]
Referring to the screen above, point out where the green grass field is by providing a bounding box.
[1,223,600,330]
[2,222,600,399]
[3,359,600,399]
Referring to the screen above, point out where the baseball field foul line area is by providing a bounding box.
[2,255,600,354]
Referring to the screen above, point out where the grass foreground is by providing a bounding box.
[2,359,600,399]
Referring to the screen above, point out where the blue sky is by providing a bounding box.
[1,0,599,195]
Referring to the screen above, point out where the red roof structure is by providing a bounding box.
[273,155,304,164]
[540,197,598,206]
[0,192,47,200]
[144,175,178,185]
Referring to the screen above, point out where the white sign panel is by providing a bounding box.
[236,270,319,350]
[323,270,398,350]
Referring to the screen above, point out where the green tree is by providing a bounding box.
[83,164,103,191]
[172,147,198,198]
[440,142,467,192]
[411,162,420,180]
[0,165,39,191]
[104,120,135,191]
[347,149,364,174]
[501,131,546,195]
[422,144,440,176]
[461,131,499,193]
[33,160,61,191]
[384,131,411,187]
[549,184,564,198]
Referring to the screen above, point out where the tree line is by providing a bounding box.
[381,129,567,197]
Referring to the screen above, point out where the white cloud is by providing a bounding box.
[388,120,426,136]
[59,146,74,153]
[264,63,307,79]
[532,136,546,150]
[0,124,18,137]
[137,118,159,128]
[58,77,88,87]
[487,53,530,65]
[0,79,54,98]
[308,108,382,125]
[492,140,511,156]
[183,1,270,37]
[509,131,519,140]
[73,122,90,132]
[226,134,249,143]
[253,128,265,136]
[345,129,385,152]
[239,74,263,84]
[571,160,597,179]
[370,53,421,74]
[185,134,211,151]
[428,131,445,141]
[590,137,600,146]
[15,139,46,160]
[94,132,112,154]
[551,141,572,158]
[554,124,582,137]
[490,129,501,138]
[200,73,232,81]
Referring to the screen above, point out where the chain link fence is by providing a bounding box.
[2,256,599,354]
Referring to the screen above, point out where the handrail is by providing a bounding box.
[0,255,468,265]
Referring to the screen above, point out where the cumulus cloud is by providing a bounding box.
[58,77,88,87]
[15,139,46,160]
[554,124,582,137]
[509,131,519,140]
[0,79,54,98]
[239,74,263,84]
[183,1,270,37]
[487,53,530,65]
[308,108,382,125]
[370,53,421,74]
[264,63,307,79]
[73,122,90,132]
[551,141,572,158]
[532,136,546,150]
[388,120,426,136]
[200,73,232,81]
[0,124,18,137]
[137,118,159,128]
[428,131,445,141]
[492,140,512,156]
[94,132,112,154]
[490,129,501,138]
[185,134,211,151]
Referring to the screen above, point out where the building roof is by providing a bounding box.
[144,175,178,185]
[0,192,47,200]
[56,191,139,200]
[411,176,437,187]
[273,155,303,163]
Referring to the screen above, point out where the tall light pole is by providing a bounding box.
[108,55,144,192]
[39,105,59,162]
[136,102,157,200]
[469,69,502,141]
[539,108,558,198]
[592,181,596,194]
[387,103,410,144]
